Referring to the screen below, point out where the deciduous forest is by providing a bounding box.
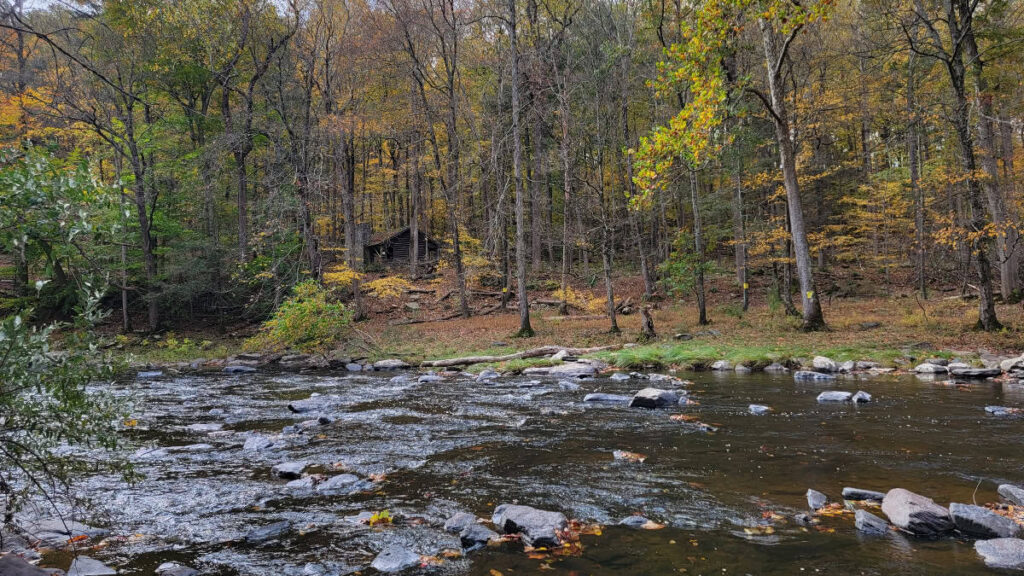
[3,1,1024,575]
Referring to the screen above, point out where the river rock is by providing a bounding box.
[629,388,679,408]
[975,538,1024,570]
[418,372,443,383]
[807,489,828,510]
[287,396,330,414]
[0,556,53,576]
[137,370,163,379]
[245,521,291,543]
[855,510,890,535]
[528,362,597,378]
[156,563,199,576]
[817,391,853,403]
[224,365,256,374]
[795,371,836,382]
[558,380,581,391]
[812,356,838,372]
[764,362,788,373]
[838,360,856,373]
[914,363,948,374]
[852,391,872,403]
[735,364,753,374]
[950,503,1022,539]
[950,367,1001,379]
[583,393,631,403]
[881,488,954,537]
[618,515,652,528]
[185,422,223,433]
[492,504,568,547]
[371,545,421,573]
[476,368,500,381]
[444,512,478,533]
[986,406,1020,416]
[316,473,363,493]
[999,484,1024,506]
[748,404,771,415]
[68,557,117,576]
[242,434,276,451]
[843,487,886,501]
[710,360,732,371]
[285,476,315,490]
[610,372,631,381]
[460,523,499,549]
[21,518,109,547]
[373,359,410,370]
[1000,356,1024,372]
[344,362,362,372]
[271,461,307,479]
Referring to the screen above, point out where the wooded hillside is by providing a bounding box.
[0,0,1022,334]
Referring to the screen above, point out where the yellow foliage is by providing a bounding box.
[323,262,362,290]
[363,276,413,299]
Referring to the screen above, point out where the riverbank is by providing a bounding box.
[120,294,1024,376]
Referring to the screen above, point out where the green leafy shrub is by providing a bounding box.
[246,280,352,353]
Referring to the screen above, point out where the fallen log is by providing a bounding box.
[544,314,607,321]
[420,344,619,368]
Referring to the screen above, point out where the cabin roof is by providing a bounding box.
[365,226,438,248]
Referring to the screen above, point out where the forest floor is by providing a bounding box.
[120,266,1024,371]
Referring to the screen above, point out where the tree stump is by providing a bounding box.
[640,306,656,342]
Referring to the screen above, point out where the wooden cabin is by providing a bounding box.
[363,227,440,268]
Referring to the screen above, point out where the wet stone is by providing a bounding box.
[812,356,838,372]
[460,523,499,549]
[843,487,886,501]
[0,555,52,576]
[245,521,291,544]
[950,503,1022,539]
[949,367,1001,379]
[975,538,1024,570]
[710,360,732,371]
[156,563,199,576]
[371,545,421,573]
[476,368,500,381]
[881,488,954,537]
[583,393,631,403]
[242,434,276,451]
[373,359,411,370]
[21,518,109,547]
[345,363,362,372]
[610,373,631,381]
[316,474,363,493]
[998,484,1024,506]
[817,391,853,403]
[855,510,890,536]
[558,380,581,391]
[137,370,163,379]
[492,504,568,547]
[618,515,651,528]
[748,404,771,415]
[629,388,679,409]
[764,363,788,373]
[68,557,117,576]
[271,461,307,480]
[807,489,828,510]
[852,391,872,403]
[444,512,478,534]
[913,363,948,374]
[795,371,836,382]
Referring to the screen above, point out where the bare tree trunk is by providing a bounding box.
[689,169,708,325]
[602,221,619,334]
[733,159,748,311]
[530,96,544,273]
[760,19,824,330]
[907,50,927,299]
[509,0,533,337]
[410,137,420,279]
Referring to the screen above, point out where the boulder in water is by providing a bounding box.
[492,504,568,547]
[843,487,886,502]
[748,404,771,415]
[795,371,836,382]
[371,545,421,572]
[764,362,788,373]
[852,391,872,403]
[950,503,1022,539]
[998,484,1024,506]
[812,356,838,372]
[224,365,256,374]
[0,555,55,576]
[156,563,199,576]
[913,363,947,374]
[443,512,478,534]
[807,489,828,510]
[710,360,732,371]
[316,473,363,493]
[975,538,1024,570]
[68,557,117,576]
[881,488,954,537]
[950,367,1001,379]
[460,523,499,549]
[855,510,890,535]
[629,388,679,408]
[610,372,631,381]
[817,391,853,403]
[583,393,631,403]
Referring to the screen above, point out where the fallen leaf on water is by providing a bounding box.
[67,535,89,544]
[671,414,699,422]
[123,419,138,427]
[743,525,775,536]
[489,570,504,576]
[641,520,666,530]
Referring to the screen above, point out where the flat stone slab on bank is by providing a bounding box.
[975,538,1024,570]
[881,488,954,537]
[492,504,568,547]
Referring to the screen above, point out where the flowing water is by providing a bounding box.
[40,368,1024,574]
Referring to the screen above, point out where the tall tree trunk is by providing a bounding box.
[690,169,707,325]
[530,96,544,272]
[339,132,363,320]
[907,51,927,299]
[733,159,748,311]
[760,19,824,330]
[410,137,420,279]
[508,0,533,336]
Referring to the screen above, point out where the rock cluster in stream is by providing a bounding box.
[803,484,1024,570]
